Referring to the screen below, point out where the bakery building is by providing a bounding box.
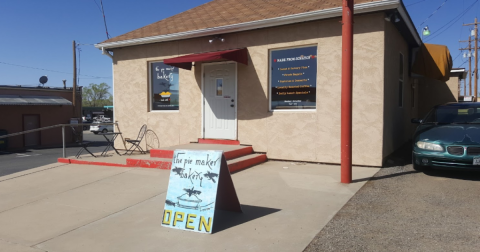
[95,0,455,167]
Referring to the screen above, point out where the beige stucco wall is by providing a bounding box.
[382,21,417,161]
[112,13,386,166]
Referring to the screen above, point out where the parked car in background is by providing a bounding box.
[90,123,113,134]
[411,102,480,170]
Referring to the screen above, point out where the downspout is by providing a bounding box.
[100,47,115,130]
[102,47,114,59]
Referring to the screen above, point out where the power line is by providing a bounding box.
[92,0,102,13]
[424,0,478,42]
[407,0,427,7]
[0,61,111,79]
[418,0,449,28]
[453,51,463,62]
[100,0,110,39]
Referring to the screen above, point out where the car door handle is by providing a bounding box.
[230,104,234,107]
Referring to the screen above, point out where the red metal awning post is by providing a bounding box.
[341,0,354,184]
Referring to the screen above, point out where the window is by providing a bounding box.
[216,78,223,96]
[270,46,317,110]
[150,61,179,111]
[399,53,404,107]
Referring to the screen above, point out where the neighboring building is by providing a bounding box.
[95,0,453,167]
[417,68,467,118]
[0,85,82,149]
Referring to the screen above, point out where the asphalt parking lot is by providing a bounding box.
[0,131,115,177]
[305,146,480,252]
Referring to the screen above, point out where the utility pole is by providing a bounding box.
[460,37,474,98]
[73,40,77,117]
[463,19,480,101]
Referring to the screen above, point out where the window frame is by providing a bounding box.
[148,60,180,112]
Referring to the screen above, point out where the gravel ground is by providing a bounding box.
[304,146,480,252]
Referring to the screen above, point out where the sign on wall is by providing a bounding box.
[151,62,179,110]
[162,150,242,234]
[270,46,317,110]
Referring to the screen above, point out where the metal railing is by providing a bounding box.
[0,122,118,158]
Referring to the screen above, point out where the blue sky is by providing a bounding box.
[0,0,478,91]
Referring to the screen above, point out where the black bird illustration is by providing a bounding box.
[184,186,202,197]
[165,199,176,207]
[172,167,184,175]
[204,171,219,183]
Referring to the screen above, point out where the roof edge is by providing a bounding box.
[96,0,415,50]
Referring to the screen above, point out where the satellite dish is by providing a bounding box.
[39,76,48,86]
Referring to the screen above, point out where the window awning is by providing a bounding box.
[0,95,72,106]
[412,43,453,82]
[163,48,248,70]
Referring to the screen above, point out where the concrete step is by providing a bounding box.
[197,138,240,145]
[227,153,267,173]
[126,153,267,173]
[150,144,253,160]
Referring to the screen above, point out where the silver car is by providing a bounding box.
[89,123,113,134]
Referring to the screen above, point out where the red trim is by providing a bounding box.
[228,154,267,173]
[149,149,174,158]
[126,158,172,169]
[198,139,240,145]
[57,158,130,167]
[164,48,248,70]
[58,152,266,173]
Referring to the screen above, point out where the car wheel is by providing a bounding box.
[93,132,99,135]
[102,129,108,133]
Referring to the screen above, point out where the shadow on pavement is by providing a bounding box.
[212,204,281,233]
[351,170,420,183]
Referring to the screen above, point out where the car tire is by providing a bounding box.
[93,132,99,135]
[102,129,108,133]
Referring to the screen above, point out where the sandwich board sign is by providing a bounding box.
[161,150,242,234]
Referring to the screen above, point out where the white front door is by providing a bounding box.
[203,62,237,140]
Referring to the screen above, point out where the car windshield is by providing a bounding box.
[423,106,480,124]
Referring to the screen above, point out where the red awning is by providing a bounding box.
[163,48,248,70]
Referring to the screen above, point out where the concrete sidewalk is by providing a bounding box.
[0,161,379,252]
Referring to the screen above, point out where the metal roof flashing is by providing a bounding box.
[95,0,420,50]
[0,95,73,106]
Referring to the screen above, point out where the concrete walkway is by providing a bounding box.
[0,161,379,252]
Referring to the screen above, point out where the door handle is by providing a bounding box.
[230,104,234,107]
